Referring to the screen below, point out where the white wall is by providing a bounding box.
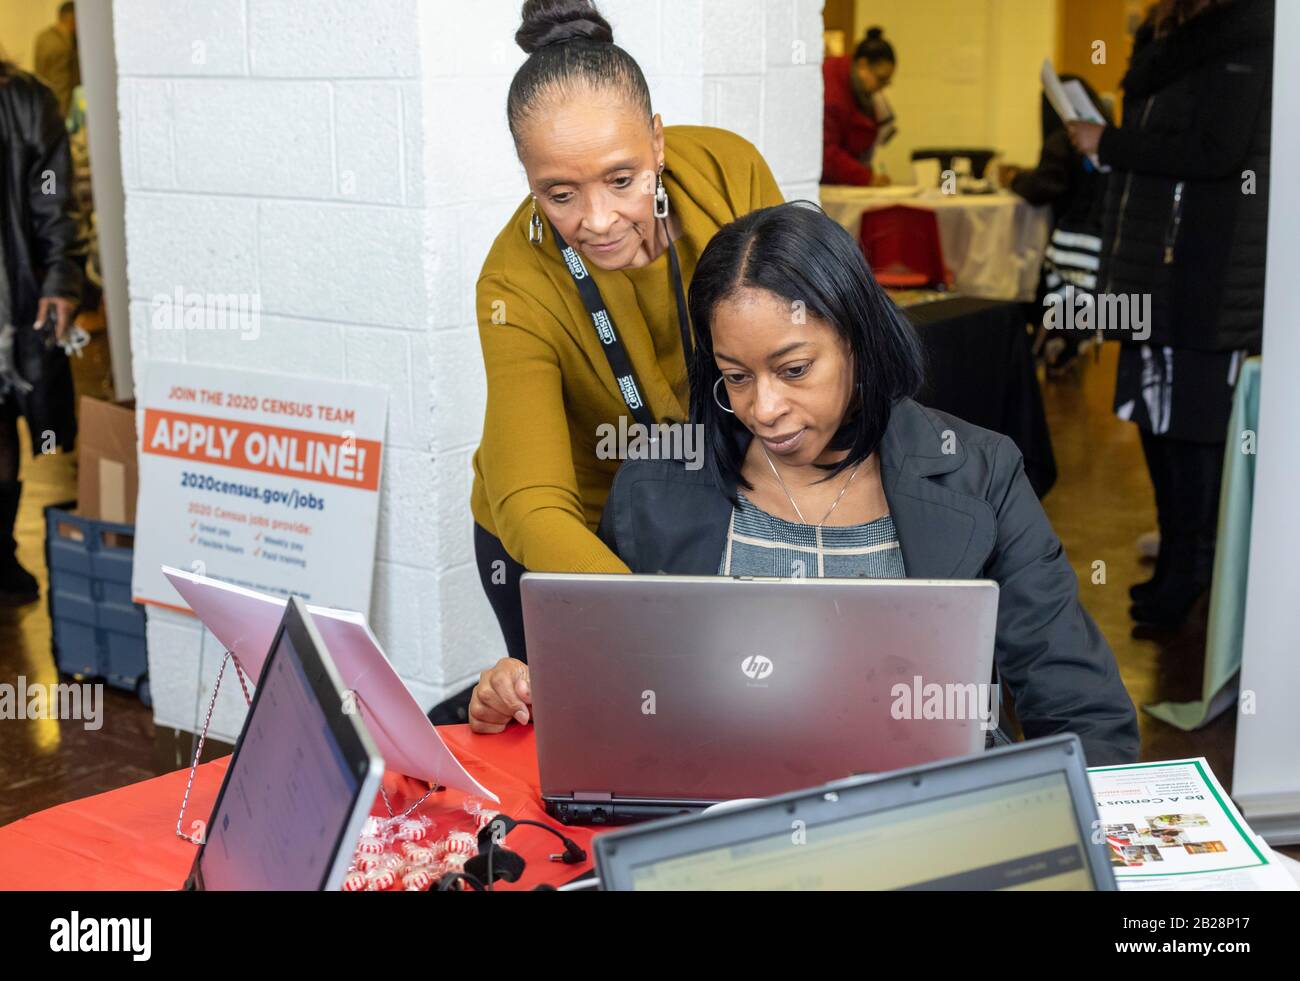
[1233,1,1300,844]
[115,0,825,740]
[850,0,1057,180]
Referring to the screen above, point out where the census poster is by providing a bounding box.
[132,361,388,613]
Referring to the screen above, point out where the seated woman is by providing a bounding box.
[596,201,1139,766]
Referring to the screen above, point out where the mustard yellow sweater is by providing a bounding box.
[471,125,786,573]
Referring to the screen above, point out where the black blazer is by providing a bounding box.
[597,398,1140,767]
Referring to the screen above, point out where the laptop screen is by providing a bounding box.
[624,771,1095,891]
[197,625,361,890]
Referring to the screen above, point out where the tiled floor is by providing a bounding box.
[1,334,1293,859]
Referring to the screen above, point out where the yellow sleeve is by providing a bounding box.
[475,274,631,575]
[750,144,786,210]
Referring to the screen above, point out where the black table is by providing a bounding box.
[903,296,1056,497]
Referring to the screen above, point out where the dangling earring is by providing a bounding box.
[654,166,669,219]
[528,197,544,245]
[712,376,734,414]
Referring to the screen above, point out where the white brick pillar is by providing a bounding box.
[115,0,824,740]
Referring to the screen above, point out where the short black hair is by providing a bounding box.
[853,26,895,65]
[507,0,652,151]
[687,201,925,497]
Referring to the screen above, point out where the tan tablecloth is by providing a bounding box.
[820,185,1051,303]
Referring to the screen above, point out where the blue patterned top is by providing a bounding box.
[718,492,906,579]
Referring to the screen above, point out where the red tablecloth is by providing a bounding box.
[0,725,605,891]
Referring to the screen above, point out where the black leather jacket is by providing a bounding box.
[597,398,1140,767]
[1097,0,1273,353]
[0,66,81,452]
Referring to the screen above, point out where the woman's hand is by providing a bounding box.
[1067,121,1105,157]
[468,657,532,733]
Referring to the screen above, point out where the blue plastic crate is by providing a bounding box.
[44,502,150,704]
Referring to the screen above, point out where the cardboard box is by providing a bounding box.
[77,396,138,525]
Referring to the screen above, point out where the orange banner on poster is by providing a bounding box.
[141,408,381,491]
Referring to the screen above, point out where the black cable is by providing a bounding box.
[476,816,586,865]
[435,870,485,892]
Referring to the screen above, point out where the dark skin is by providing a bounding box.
[469,88,682,734]
[470,288,892,733]
[714,287,889,526]
[852,57,894,98]
[518,86,681,270]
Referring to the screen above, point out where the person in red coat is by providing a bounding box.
[822,27,897,186]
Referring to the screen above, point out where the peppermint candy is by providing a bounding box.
[441,831,477,856]
[396,818,430,842]
[402,867,434,891]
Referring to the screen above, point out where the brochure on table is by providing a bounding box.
[1089,758,1296,890]
[164,566,498,803]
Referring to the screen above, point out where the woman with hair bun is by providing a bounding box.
[459,0,785,730]
[822,26,897,186]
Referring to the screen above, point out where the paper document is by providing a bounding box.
[163,566,498,803]
[1041,60,1111,173]
[1088,757,1296,890]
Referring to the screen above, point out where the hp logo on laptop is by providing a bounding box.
[741,655,774,681]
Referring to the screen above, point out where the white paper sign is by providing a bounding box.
[163,567,498,802]
[132,362,388,612]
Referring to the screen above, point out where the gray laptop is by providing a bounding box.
[521,573,999,825]
[593,733,1116,890]
[183,597,384,891]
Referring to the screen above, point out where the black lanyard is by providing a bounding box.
[549,219,692,428]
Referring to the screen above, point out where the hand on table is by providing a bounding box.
[1067,121,1105,158]
[870,171,892,187]
[469,657,532,733]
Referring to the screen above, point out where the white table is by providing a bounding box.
[819,185,1052,303]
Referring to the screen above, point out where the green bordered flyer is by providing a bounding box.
[1088,757,1296,890]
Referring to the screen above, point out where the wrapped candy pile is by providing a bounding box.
[340,799,500,892]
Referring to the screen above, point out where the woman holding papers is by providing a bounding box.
[454,0,785,726]
[821,27,898,187]
[1007,74,1112,376]
[1067,0,1273,628]
[473,202,1141,769]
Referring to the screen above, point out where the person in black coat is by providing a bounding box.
[1008,75,1112,375]
[1067,0,1273,627]
[596,203,1140,767]
[0,60,82,603]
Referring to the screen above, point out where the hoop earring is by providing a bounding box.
[528,197,544,245]
[712,376,734,414]
[654,167,669,219]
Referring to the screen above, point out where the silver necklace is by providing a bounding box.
[760,444,862,526]
[759,445,862,578]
